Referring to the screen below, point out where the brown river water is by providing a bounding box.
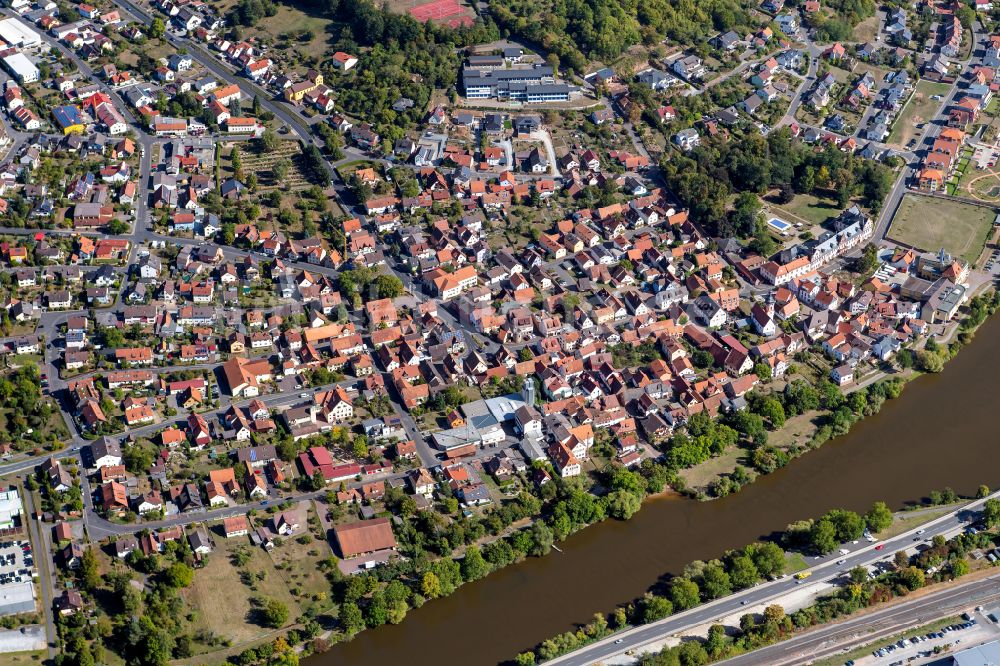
[308,314,1000,666]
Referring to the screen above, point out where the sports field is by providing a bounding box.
[397,0,475,26]
[888,194,995,265]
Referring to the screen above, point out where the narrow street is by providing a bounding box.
[21,490,56,660]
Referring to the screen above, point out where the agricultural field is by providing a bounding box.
[218,141,315,191]
[888,194,995,265]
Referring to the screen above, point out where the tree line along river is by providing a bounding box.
[308,313,1000,666]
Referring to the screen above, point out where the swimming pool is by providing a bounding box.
[767,217,791,232]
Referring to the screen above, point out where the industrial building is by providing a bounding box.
[952,639,1000,665]
[2,53,38,83]
[0,18,42,49]
[0,581,34,616]
[0,490,22,531]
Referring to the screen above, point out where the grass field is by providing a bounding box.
[0,651,46,664]
[852,15,880,42]
[888,80,952,147]
[783,552,808,574]
[888,194,995,265]
[181,536,302,646]
[875,500,967,539]
[768,411,822,449]
[678,447,745,490]
[770,193,844,226]
[266,503,335,614]
[959,166,1000,202]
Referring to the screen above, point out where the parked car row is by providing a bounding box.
[869,620,976,660]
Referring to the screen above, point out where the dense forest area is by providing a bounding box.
[803,0,876,41]
[491,0,754,72]
[659,127,895,244]
[256,0,501,148]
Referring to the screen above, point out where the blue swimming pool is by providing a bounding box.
[767,217,791,232]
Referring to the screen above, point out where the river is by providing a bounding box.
[308,313,1000,666]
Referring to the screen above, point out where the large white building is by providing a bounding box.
[0,489,22,530]
[2,53,38,83]
[0,18,42,49]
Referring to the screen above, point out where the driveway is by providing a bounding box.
[528,129,561,178]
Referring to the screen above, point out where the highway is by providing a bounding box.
[547,492,1000,665]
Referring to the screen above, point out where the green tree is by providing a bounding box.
[165,562,194,588]
[639,593,673,624]
[461,546,489,582]
[864,501,893,533]
[753,362,772,381]
[748,542,785,578]
[809,518,839,554]
[149,17,165,38]
[122,444,154,475]
[700,563,732,599]
[855,243,879,274]
[983,498,1000,527]
[726,555,759,589]
[373,274,404,299]
[756,397,786,429]
[606,490,642,520]
[339,602,364,635]
[826,509,865,542]
[515,652,536,666]
[529,522,554,557]
[80,548,100,591]
[260,598,289,628]
[261,129,279,152]
[421,571,442,598]
[273,158,291,182]
[670,577,701,610]
[898,566,925,591]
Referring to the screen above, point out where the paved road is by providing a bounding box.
[22,490,56,659]
[721,573,1000,666]
[548,492,1000,665]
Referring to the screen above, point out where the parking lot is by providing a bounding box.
[0,539,36,616]
[984,247,1000,274]
[972,142,1000,170]
[849,609,1000,666]
[0,539,35,580]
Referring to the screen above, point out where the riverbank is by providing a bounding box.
[527,488,1000,666]
[542,496,991,665]
[675,289,998,498]
[305,291,1000,666]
